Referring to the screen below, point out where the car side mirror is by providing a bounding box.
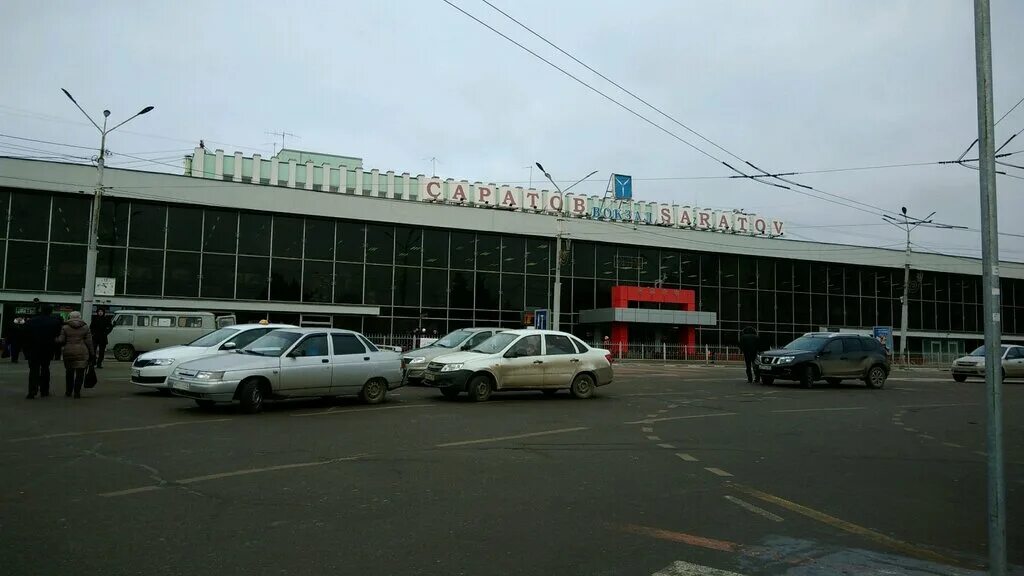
[221,342,237,350]
[504,350,520,359]
[461,344,472,351]
[289,349,306,358]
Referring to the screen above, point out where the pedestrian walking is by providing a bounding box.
[740,326,760,384]
[24,305,63,399]
[91,308,113,368]
[57,311,94,399]
[9,317,26,363]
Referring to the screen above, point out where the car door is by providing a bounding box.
[841,337,869,377]
[1004,346,1024,378]
[279,333,333,395]
[329,333,372,393]
[498,334,544,388]
[542,334,581,387]
[817,339,846,377]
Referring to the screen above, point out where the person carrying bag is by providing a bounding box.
[57,311,95,399]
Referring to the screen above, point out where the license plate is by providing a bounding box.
[172,380,189,391]
[424,373,436,382]
[131,368,141,377]
[761,366,775,372]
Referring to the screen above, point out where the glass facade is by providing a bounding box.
[3,188,1024,348]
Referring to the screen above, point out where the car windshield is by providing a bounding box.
[968,345,1010,357]
[187,327,240,347]
[433,329,472,348]
[470,332,519,354]
[784,336,828,352]
[242,331,302,356]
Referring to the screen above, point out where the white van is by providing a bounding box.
[107,310,235,361]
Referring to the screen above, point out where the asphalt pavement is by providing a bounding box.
[0,360,1021,576]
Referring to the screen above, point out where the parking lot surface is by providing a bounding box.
[1,361,1021,575]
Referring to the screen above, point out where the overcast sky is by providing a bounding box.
[2,0,1023,261]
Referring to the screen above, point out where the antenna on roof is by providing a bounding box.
[266,130,300,155]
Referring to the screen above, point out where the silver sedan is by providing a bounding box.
[168,328,402,413]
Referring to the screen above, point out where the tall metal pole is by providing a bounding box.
[552,218,563,332]
[973,1,1006,573]
[82,121,108,324]
[899,226,911,365]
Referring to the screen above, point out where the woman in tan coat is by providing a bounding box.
[57,311,94,398]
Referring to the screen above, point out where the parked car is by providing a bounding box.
[168,328,402,413]
[402,327,504,385]
[131,323,294,392]
[422,329,613,401]
[756,333,890,389]
[951,344,1024,382]
[108,310,235,361]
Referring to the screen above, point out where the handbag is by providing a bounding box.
[84,366,98,389]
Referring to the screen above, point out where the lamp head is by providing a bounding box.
[103,110,111,118]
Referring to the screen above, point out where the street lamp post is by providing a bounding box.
[534,163,598,332]
[61,89,153,323]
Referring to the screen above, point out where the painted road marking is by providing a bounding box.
[729,483,960,567]
[647,436,662,441]
[622,524,738,553]
[291,404,435,417]
[897,403,980,409]
[626,412,737,425]
[646,414,660,418]
[904,428,917,432]
[657,443,676,449]
[658,409,669,414]
[705,467,733,477]
[651,560,747,576]
[7,418,233,443]
[667,404,679,409]
[675,453,699,462]
[99,454,365,498]
[974,451,987,456]
[435,426,588,448]
[723,495,784,523]
[641,427,654,433]
[771,407,866,414]
[918,434,935,440]
[943,442,964,448]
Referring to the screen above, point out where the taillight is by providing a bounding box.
[605,353,614,364]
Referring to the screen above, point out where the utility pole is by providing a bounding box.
[883,208,965,365]
[424,157,440,177]
[973,1,1006,572]
[61,89,153,324]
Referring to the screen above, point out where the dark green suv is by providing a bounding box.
[756,333,890,389]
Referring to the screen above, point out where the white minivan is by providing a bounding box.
[108,310,235,361]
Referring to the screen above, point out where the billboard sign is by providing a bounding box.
[872,326,893,353]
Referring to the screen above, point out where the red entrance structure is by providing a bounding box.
[608,286,698,355]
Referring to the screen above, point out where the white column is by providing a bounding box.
[252,154,262,184]
[386,170,397,198]
[269,155,279,185]
[191,147,205,177]
[402,173,411,199]
[338,165,349,193]
[321,163,333,191]
[355,167,364,195]
[370,169,380,197]
[305,160,314,190]
[214,149,224,179]
[233,151,243,182]
[287,159,297,188]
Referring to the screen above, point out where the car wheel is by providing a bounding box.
[570,373,595,399]
[359,379,387,405]
[194,399,215,409]
[953,374,967,383]
[113,344,136,362]
[467,374,493,402]
[542,389,558,397]
[440,387,461,399]
[760,376,775,386]
[865,365,887,389]
[238,379,265,414]
[800,365,816,389]
[826,378,843,386]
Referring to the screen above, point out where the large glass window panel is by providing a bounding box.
[738,257,757,289]
[394,226,422,267]
[812,294,828,325]
[757,291,774,324]
[203,209,237,254]
[525,275,548,309]
[756,259,775,290]
[861,297,876,327]
[595,244,616,279]
[302,218,334,261]
[236,256,269,300]
[949,275,964,302]
[908,299,921,329]
[526,239,551,276]
[963,277,978,304]
[921,300,936,330]
[334,262,363,304]
[9,192,49,241]
[363,264,393,305]
[475,272,500,309]
[844,268,859,296]
[919,273,936,301]
[659,251,679,285]
[738,289,757,322]
[237,212,271,256]
[700,254,719,286]
[336,222,365,263]
[476,234,501,272]
[935,274,949,302]
[859,269,875,296]
[792,261,810,292]
[572,242,594,278]
[450,232,475,270]
[270,258,301,301]
[97,247,126,295]
[876,271,893,299]
[50,195,90,243]
[776,261,793,292]
[126,249,164,296]
[845,296,860,327]
[422,229,449,268]
[811,263,828,293]
[937,301,950,331]
[639,248,660,283]
[98,198,130,246]
[46,243,86,292]
[129,202,166,249]
[777,291,793,322]
[828,266,844,295]
[793,292,810,324]
[365,225,394,265]
[302,259,333,303]
[422,268,448,308]
[450,270,474,306]
[679,253,699,287]
[272,216,303,259]
[964,303,979,333]
[164,251,200,297]
[719,255,738,288]
[501,273,524,311]
[201,253,235,299]
[876,297,892,326]
[616,246,639,285]
[700,286,718,313]
[393,266,420,307]
[596,279,614,308]
[573,278,595,312]
[166,206,203,251]
[829,295,845,325]
[0,190,8,238]
[721,288,738,321]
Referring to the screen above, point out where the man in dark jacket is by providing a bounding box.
[91,308,114,368]
[739,326,760,384]
[24,305,64,398]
